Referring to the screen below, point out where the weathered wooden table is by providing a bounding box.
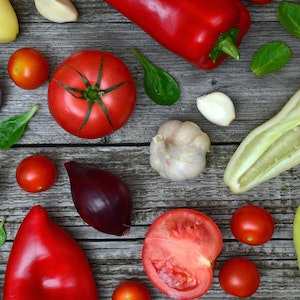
[1,0,300,299]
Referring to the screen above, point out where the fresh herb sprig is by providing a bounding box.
[0,104,39,150]
[130,47,180,106]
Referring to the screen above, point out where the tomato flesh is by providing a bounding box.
[231,205,274,246]
[48,50,136,139]
[142,208,223,300]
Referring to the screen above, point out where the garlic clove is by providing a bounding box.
[196,91,236,126]
[35,0,78,23]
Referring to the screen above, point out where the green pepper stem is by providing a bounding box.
[218,36,240,61]
[209,28,240,63]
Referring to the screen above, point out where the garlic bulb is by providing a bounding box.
[35,0,78,23]
[196,91,235,126]
[149,120,211,181]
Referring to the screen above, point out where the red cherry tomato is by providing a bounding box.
[231,205,274,246]
[16,155,57,193]
[48,50,136,139]
[249,0,273,4]
[112,281,151,300]
[219,257,260,298]
[8,48,50,90]
[142,208,223,300]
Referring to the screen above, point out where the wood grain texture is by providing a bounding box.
[1,0,300,299]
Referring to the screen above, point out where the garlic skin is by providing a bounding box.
[35,0,78,23]
[196,91,235,126]
[149,120,211,181]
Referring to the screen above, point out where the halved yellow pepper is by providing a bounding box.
[0,0,19,43]
[224,88,300,194]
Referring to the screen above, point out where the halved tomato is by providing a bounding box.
[142,208,223,300]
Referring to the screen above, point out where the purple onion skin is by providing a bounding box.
[65,161,132,236]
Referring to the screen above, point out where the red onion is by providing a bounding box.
[64,161,132,236]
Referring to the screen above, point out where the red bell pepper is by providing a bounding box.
[3,205,98,300]
[104,0,251,70]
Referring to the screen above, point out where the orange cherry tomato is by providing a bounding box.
[8,48,50,90]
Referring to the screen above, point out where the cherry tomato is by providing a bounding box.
[231,205,274,246]
[8,48,50,90]
[48,50,136,139]
[249,0,273,4]
[142,208,223,300]
[218,257,260,298]
[112,280,151,300]
[16,155,57,193]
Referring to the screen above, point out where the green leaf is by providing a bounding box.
[0,104,39,149]
[250,42,292,76]
[0,216,7,247]
[278,1,300,38]
[130,47,180,106]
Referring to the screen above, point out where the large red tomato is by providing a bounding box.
[112,280,151,300]
[231,205,274,246]
[8,48,50,90]
[218,257,260,298]
[142,208,223,300]
[48,50,136,139]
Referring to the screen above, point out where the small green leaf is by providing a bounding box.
[278,1,300,38]
[0,216,7,247]
[0,104,39,149]
[130,47,180,106]
[250,42,292,76]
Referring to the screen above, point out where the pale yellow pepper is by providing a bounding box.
[293,206,300,270]
[224,89,300,194]
[0,0,19,43]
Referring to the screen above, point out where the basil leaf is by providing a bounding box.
[0,104,39,149]
[130,47,180,106]
[278,1,300,38]
[0,216,7,247]
[250,42,292,76]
